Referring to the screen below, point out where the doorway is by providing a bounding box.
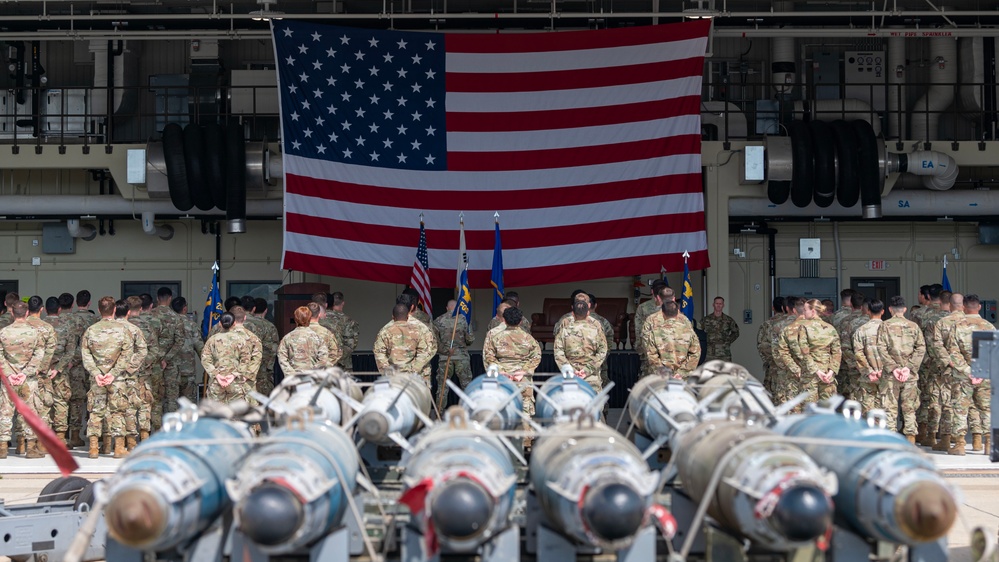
[852,277,901,320]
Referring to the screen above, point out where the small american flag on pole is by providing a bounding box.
[410,219,433,311]
[275,21,711,287]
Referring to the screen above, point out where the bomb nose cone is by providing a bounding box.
[470,409,503,430]
[771,484,834,542]
[896,480,958,542]
[581,483,645,544]
[237,484,304,546]
[105,487,168,548]
[430,479,494,539]
[357,411,390,442]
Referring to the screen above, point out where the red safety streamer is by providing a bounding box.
[0,366,79,476]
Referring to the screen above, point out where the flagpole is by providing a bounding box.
[437,214,465,414]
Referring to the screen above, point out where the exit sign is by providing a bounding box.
[867,260,890,271]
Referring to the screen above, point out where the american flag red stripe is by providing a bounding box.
[410,222,433,311]
[276,20,711,287]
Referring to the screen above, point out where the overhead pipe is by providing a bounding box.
[66,219,97,241]
[892,150,960,190]
[887,35,907,140]
[0,196,281,218]
[141,211,174,240]
[771,37,796,97]
[730,188,994,218]
[911,37,957,142]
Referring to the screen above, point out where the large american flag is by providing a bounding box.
[276,21,710,287]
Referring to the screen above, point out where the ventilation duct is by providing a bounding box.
[141,212,174,240]
[911,37,957,141]
[771,37,796,96]
[891,151,960,190]
[731,188,992,218]
[66,219,97,241]
[0,196,282,218]
[958,37,998,138]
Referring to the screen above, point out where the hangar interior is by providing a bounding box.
[0,1,997,372]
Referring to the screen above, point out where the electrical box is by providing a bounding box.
[778,278,839,302]
[743,309,753,324]
[983,300,997,323]
[42,223,76,254]
[813,51,841,100]
[799,238,822,259]
[844,51,885,112]
[741,145,766,183]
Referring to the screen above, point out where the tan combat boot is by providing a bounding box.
[948,435,967,456]
[24,440,45,459]
[0,440,7,459]
[972,433,983,452]
[985,434,992,456]
[102,435,112,455]
[139,430,150,441]
[16,436,25,455]
[69,429,85,448]
[88,436,100,459]
[916,423,929,446]
[932,434,951,452]
[126,435,138,451]
[906,435,917,445]
[112,437,127,459]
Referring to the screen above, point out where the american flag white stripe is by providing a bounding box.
[444,37,708,73]
[283,153,701,191]
[444,77,702,113]
[410,222,433,311]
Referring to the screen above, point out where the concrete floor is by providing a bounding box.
[1,442,998,561]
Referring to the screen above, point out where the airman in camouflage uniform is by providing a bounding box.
[929,293,965,441]
[203,312,263,405]
[876,296,926,441]
[279,307,330,374]
[851,300,885,417]
[838,295,871,401]
[434,300,475,389]
[0,291,18,331]
[908,285,931,325]
[307,302,343,368]
[794,300,841,408]
[554,293,614,386]
[115,300,149,454]
[42,298,76,442]
[25,296,57,433]
[374,303,436,381]
[553,301,608,391]
[483,307,541,417]
[152,288,185,414]
[701,296,740,362]
[246,298,278,395]
[943,295,994,456]
[172,297,206,403]
[486,299,534,334]
[917,286,949,443]
[126,297,160,439]
[0,302,46,458]
[642,301,701,379]
[770,297,804,406]
[757,297,785,394]
[80,297,135,458]
[326,292,359,372]
[67,292,99,444]
[828,289,856,332]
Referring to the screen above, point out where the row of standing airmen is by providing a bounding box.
[757,285,992,455]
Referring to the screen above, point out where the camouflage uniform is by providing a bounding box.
[278,326,329,374]
[795,317,842,407]
[770,315,803,406]
[202,328,262,405]
[80,319,135,438]
[67,310,99,434]
[117,319,150,435]
[851,318,884,417]
[150,306,185,414]
[43,315,77,434]
[634,299,660,377]
[929,310,964,436]
[0,311,12,330]
[700,312,739,362]
[553,316,608,391]
[831,309,860,399]
[918,304,948,434]
[554,312,614,385]
[0,321,46,441]
[244,316,276,396]
[25,316,57,426]
[757,313,783,393]
[325,309,359,372]
[483,323,542,416]
[127,315,160,433]
[373,319,436,381]
[945,314,994,439]
[641,315,700,378]
[433,312,475,388]
[308,322,343,368]
[486,314,532,334]
[177,314,206,403]
[828,306,854,333]
[411,308,433,327]
[876,315,926,436]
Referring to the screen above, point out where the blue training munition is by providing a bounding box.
[229,419,360,553]
[456,369,525,430]
[352,372,432,446]
[103,412,253,551]
[534,370,603,424]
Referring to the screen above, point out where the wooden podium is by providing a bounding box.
[274,282,330,338]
